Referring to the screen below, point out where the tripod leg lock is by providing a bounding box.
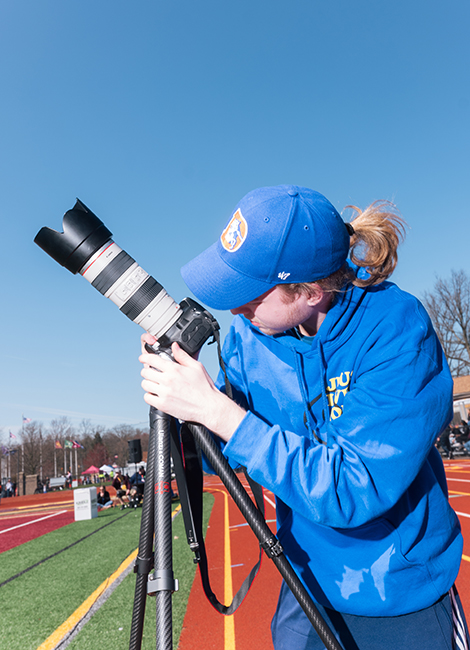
[134,556,154,575]
[261,535,284,559]
[147,570,179,596]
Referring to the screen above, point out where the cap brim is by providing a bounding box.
[181,241,277,310]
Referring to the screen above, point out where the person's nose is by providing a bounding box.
[231,303,251,316]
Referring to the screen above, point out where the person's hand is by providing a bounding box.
[139,341,246,442]
[140,331,201,360]
[141,332,157,356]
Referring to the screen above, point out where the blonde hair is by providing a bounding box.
[280,200,407,300]
[347,200,406,287]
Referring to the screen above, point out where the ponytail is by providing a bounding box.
[347,200,406,287]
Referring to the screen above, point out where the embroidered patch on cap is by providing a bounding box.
[220,209,248,253]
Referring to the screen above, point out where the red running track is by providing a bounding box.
[180,461,470,650]
[2,463,470,649]
[444,458,470,614]
[178,475,282,650]
[0,491,75,553]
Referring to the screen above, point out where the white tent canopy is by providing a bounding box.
[99,464,114,473]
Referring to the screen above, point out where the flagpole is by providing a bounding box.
[39,428,43,482]
[21,415,24,473]
[8,431,17,486]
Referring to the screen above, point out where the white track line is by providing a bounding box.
[264,495,276,509]
[0,510,68,534]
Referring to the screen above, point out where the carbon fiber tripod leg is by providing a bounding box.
[129,406,157,650]
[129,407,176,650]
[153,410,175,650]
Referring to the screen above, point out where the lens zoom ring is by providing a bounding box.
[121,277,164,321]
[92,250,135,295]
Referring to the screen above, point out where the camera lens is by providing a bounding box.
[80,240,182,338]
[34,200,182,339]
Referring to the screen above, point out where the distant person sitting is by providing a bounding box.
[97,486,113,510]
[112,472,130,509]
[130,466,146,496]
[127,485,143,509]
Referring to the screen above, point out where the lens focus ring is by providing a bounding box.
[92,250,135,295]
[120,276,164,321]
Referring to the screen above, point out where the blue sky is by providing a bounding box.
[1,0,469,438]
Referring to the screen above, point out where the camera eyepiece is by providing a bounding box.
[34,200,219,356]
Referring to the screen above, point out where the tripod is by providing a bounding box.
[128,404,344,650]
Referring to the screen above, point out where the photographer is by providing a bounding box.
[139,185,467,650]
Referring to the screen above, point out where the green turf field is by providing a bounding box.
[0,494,213,650]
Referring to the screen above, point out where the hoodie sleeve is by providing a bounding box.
[221,301,454,529]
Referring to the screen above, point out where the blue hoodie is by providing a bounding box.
[217,281,461,616]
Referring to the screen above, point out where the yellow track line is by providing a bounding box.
[207,487,236,650]
[36,504,183,650]
[446,468,470,473]
[0,502,74,519]
[2,500,73,512]
[223,490,235,650]
[36,547,139,650]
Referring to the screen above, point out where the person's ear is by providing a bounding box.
[305,284,325,307]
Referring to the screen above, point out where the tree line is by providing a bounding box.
[422,269,470,377]
[1,416,148,481]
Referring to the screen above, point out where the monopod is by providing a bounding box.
[34,200,344,650]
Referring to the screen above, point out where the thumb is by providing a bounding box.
[171,341,197,366]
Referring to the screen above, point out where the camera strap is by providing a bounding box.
[208,326,233,400]
[172,419,266,615]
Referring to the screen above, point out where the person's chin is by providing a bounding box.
[251,322,276,336]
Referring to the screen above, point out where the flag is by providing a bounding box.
[1,445,9,455]
[9,449,17,455]
[9,431,16,439]
[55,440,63,450]
[23,417,32,423]
[64,440,73,449]
[72,440,83,449]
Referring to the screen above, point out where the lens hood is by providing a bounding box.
[34,199,112,274]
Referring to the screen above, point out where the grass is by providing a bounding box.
[0,493,214,650]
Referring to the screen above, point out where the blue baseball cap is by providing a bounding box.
[181,185,350,310]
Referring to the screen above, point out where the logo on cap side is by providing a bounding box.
[220,209,248,253]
